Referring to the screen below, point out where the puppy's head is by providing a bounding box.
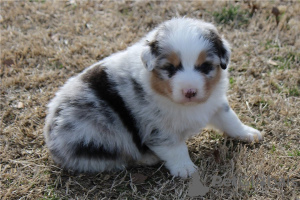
[141,18,231,105]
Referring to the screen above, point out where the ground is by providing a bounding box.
[0,1,299,199]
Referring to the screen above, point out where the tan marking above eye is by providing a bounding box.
[167,52,181,68]
[195,51,207,67]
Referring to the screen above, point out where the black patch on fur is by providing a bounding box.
[161,62,183,78]
[82,66,149,153]
[205,30,228,70]
[149,40,160,56]
[220,63,227,70]
[131,78,147,102]
[74,141,118,159]
[195,62,214,74]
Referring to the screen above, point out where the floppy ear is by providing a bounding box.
[208,31,231,70]
[141,40,160,71]
[219,38,231,70]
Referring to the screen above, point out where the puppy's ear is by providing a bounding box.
[208,31,231,70]
[141,40,160,71]
[219,38,231,70]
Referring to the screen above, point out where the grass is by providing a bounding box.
[273,52,298,70]
[289,87,299,97]
[270,144,277,154]
[229,77,236,86]
[213,5,250,27]
[264,40,280,50]
[1,1,300,199]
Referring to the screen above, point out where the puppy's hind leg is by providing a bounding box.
[136,151,161,166]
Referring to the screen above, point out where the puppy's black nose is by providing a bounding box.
[183,89,197,99]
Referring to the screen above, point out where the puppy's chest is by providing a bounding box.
[158,107,212,133]
[129,94,212,135]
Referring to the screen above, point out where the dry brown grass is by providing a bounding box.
[1,1,299,199]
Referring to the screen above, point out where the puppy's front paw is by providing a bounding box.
[167,161,198,178]
[239,125,263,142]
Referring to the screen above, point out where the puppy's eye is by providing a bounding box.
[162,63,182,78]
[195,62,214,74]
[163,63,175,71]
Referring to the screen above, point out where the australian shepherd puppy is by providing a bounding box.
[44,18,263,178]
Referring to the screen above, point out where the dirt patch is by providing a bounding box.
[1,1,299,199]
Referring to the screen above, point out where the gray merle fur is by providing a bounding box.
[81,66,149,153]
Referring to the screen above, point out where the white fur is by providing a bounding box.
[44,18,263,178]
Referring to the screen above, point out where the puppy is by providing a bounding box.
[44,18,262,178]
